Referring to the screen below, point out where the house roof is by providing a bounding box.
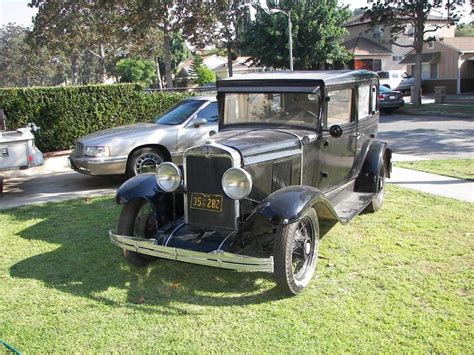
[399,52,441,64]
[343,37,392,56]
[440,37,474,53]
[344,13,452,28]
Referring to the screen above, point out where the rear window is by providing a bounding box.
[379,86,391,93]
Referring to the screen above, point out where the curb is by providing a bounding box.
[397,109,473,119]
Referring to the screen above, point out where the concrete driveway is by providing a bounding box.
[378,113,474,159]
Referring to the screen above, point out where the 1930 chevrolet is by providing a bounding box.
[109,70,391,295]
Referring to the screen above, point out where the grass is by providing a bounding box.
[1,186,473,353]
[401,103,474,116]
[396,159,474,180]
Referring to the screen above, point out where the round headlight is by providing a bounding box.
[222,168,252,200]
[156,163,181,192]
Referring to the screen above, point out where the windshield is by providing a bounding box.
[155,99,204,125]
[223,92,320,127]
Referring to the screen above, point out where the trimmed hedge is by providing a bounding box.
[0,84,189,152]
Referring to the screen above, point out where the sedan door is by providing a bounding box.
[317,87,357,191]
[176,101,219,154]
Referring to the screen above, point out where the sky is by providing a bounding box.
[0,0,471,28]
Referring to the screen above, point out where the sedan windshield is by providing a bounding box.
[155,100,204,125]
[223,92,320,127]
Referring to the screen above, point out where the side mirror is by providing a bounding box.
[329,125,343,138]
[192,118,207,128]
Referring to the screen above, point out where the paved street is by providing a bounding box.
[1,112,473,210]
[378,113,474,159]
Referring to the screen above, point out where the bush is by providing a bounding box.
[0,84,188,152]
[196,66,217,86]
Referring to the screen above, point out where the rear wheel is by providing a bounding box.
[273,208,320,295]
[117,199,165,266]
[366,162,386,213]
[127,147,165,177]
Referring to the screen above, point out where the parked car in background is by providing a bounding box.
[377,70,415,95]
[109,70,391,295]
[379,85,404,113]
[69,96,218,177]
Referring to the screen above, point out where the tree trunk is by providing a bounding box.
[227,43,233,78]
[70,54,79,85]
[98,43,107,84]
[155,56,163,89]
[412,6,425,106]
[163,29,173,88]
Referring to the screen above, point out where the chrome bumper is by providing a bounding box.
[69,155,127,175]
[109,231,274,273]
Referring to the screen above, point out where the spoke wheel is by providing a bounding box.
[117,199,166,267]
[366,161,386,213]
[274,208,320,295]
[127,147,165,177]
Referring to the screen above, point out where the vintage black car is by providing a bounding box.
[109,70,392,295]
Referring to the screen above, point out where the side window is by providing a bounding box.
[197,102,218,122]
[327,89,352,126]
[358,85,371,120]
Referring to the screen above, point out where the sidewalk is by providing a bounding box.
[388,167,473,203]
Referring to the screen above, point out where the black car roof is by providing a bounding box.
[217,70,378,93]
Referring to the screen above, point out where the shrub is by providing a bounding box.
[0,84,188,152]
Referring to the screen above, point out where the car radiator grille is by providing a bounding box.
[185,154,236,230]
[74,142,84,156]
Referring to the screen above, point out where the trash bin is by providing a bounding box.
[434,86,447,104]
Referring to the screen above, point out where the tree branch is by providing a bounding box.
[89,49,101,59]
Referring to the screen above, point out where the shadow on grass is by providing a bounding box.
[8,198,336,313]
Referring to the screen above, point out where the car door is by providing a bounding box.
[353,83,378,176]
[317,87,357,191]
[176,101,219,154]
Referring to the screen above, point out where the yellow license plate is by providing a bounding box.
[190,193,223,212]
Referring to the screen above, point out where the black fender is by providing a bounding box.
[115,173,182,222]
[256,185,340,226]
[355,140,392,193]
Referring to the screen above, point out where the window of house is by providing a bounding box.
[428,42,434,48]
[373,59,382,72]
[358,85,371,120]
[392,56,402,62]
[327,89,352,126]
[430,63,438,79]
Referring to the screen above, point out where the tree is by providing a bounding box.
[196,66,217,86]
[126,0,196,88]
[189,0,251,77]
[0,24,58,87]
[116,58,156,85]
[189,55,205,79]
[29,0,126,84]
[241,0,352,70]
[456,23,474,37]
[364,0,461,105]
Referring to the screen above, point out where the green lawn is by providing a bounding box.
[400,103,474,116]
[396,159,474,180]
[1,186,473,352]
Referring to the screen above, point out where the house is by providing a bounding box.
[401,37,474,94]
[342,13,455,72]
[213,57,264,79]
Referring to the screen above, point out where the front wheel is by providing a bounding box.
[117,199,165,267]
[273,208,320,295]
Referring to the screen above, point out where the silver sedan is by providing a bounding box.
[69,96,218,177]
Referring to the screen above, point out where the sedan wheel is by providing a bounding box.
[127,147,165,177]
[273,208,320,295]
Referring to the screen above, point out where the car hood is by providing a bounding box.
[209,129,303,164]
[78,123,176,145]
